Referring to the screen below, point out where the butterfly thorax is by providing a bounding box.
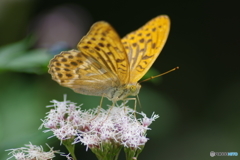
[107,83,141,102]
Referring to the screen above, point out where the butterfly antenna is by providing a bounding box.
[139,66,179,83]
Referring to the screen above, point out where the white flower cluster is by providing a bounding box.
[40,96,159,150]
[6,142,57,160]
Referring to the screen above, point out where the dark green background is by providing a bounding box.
[1,0,239,160]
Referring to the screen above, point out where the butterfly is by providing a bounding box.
[48,15,170,104]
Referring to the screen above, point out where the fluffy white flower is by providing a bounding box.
[6,142,58,160]
[41,96,159,150]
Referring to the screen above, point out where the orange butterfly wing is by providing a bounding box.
[78,21,130,85]
[121,15,170,83]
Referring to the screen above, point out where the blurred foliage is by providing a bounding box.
[0,37,51,74]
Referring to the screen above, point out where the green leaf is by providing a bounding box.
[0,37,52,74]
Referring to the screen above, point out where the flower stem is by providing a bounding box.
[63,139,77,160]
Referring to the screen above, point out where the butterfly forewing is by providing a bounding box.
[121,15,170,82]
[78,21,130,84]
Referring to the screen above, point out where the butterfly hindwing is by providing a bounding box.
[48,49,120,96]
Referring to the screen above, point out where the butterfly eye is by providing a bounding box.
[130,85,136,91]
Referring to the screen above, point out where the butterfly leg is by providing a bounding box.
[90,96,105,121]
[122,100,129,113]
[103,100,116,122]
[136,95,142,110]
[123,97,138,118]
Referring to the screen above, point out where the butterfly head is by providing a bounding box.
[127,83,141,96]
[115,83,141,100]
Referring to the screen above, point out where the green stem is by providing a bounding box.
[63,139,77,160]
[91,142,123,160]
[114,148,121,160]
[124,145,144,160]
